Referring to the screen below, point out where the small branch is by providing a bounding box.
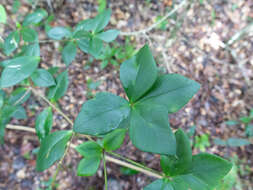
[31,88,74,126]
[120,0,187,36]
[7,124,164,179]
[104,155,163,179]
[103,153,108,190]
[14,87,32,106]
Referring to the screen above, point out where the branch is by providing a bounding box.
[7,124,164,179]
[120,0,187,36]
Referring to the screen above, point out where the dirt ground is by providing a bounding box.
[0,0,253,189]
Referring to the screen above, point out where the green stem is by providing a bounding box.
[103,153,108,190]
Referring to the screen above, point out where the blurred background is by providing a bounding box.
[0,0,252,189]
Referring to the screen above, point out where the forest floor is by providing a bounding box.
[0,0,253,190]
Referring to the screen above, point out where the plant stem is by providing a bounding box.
[14,87,32,106]
[107,151,157,174]
[7,124,164,179]
[120,0,187,36]
[103,153,108,190]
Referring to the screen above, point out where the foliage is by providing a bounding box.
[0,5,232,190]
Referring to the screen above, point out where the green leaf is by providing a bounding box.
[138,74,200,113]
[96,29,120,42]
[47,70,69,101]
[0,56,40,88]
[144,179,172,190]
[88,37,103,58]
[224,120,239,126]
[120,167,139,176]
[3,30,20,55]
[62,41,77,66]
[213,138,227,146]
[227,138,251,147]
[246,125,253,137]
[35,107,53,141]
[77,156,101,176]
[187,153,232,188]
[129,103,176,155]
[239,116,252,124]
[75,141,102,157]
[21,27,38,42]
[36,130,72,172]
[47,27,71,40]
[74,92,130,136]
[0,90,4,108]
[19,43,40,56]
[161,129,192,176]
[31,69,55,87]
[102,128,126,151]
[22,8,48,26]
[12,105,27,119]
[120,45,157,102]
[75,9,111,33]
[8,87,31,105]
[0,5,7,24]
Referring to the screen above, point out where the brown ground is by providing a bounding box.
[0,0,253,189]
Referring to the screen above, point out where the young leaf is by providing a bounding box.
[47,70,69,101]
[3,30,20,55]
[0,56,40,88]
[31,69,55,87]
[129,103,176,155]
[75,141,102,157]
[77,156,101,176]
[20,43,40,56]
[161,129,192,176]
[62,41,77,66]
[102,128,126,151]
[12,105,27,119]
[138,74,200,113]
[96,29,120,42]
[35,107,53,141]
[120,45,157,102]
[0,5,7,24]
[20,27,38,42]
[22,8,48,26]
[36,130,72,172]
[75,9,111,33]
[88,37,103,58]
[74,92,130,136]
[8,87,31,105]
[227,138,251,147]
[47,27,71,40]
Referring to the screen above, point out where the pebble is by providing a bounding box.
[104,178,123,190]
[12,157,25,170]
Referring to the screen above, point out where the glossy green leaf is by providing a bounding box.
[213,138,227,146]
[129,103,176,155]
[161,129,192,176]
[36,130,72,172]
[96,29,120,42]
[102,128,126,151]
[22,9,48,26]
[47,70,69,101]
[139,74,200,113]
[227,138,251,147]
[19,43,40,56]
[246,125,253,137]
[0,5,7,24]
[120,45,157,102]
[35,107,53,141]
[31,69,55,87]
[0,90,4,108]
[3,30,20,55]
[75,141,102,157]
[12,105,27,119]
[77,156,101,176]
[47,27,71,40]
[62,41,77,66]
[21,27,38,42]
[8,87,31,105]
[0,56,40,88]
[75,9,111,33]
[74,92,130,135]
